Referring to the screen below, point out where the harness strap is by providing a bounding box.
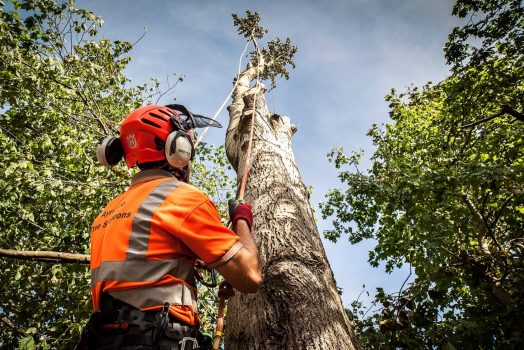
[92,298,199,350]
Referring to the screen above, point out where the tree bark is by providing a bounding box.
[224,63,359,349]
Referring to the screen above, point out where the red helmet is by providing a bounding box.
[96,104,220,170]
[120,105,193,168]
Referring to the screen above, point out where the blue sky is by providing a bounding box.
[79,0,460,307]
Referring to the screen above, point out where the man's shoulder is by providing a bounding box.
[177,182,206,196]
[171,182,212,206]
[162,182,221,220]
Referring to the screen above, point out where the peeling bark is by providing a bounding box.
[224,64,359,349]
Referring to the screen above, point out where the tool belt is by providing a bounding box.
[76,296,201,350]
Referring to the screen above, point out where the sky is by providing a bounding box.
[78,0,460,308]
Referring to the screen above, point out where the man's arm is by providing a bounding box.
[216,215,262,293]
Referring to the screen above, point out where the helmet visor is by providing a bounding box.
[165,104,223,130]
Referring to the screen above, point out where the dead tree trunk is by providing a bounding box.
[224,62,359,349]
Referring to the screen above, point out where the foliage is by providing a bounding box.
[322,0,524,348]
[232,11,297,89]
[445,0,523,70]
[232,11,267,40]
[0,0,233,348]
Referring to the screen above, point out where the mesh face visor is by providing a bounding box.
[165,104,223,130]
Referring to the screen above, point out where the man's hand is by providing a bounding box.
[194,259,206,269]
[228,199,253,231]
[217,281,235,300]
[218,201,262,293]
[227,199,238,223]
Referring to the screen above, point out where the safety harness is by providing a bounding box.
[76,296,207,350]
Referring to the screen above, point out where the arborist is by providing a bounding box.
[78,104,262,350]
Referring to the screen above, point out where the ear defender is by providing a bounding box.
[164,131,195,169]
[97,136,124,167]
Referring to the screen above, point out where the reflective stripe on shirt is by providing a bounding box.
[90,258,194,289]
[109,283,197,310]
[126,178,179,259]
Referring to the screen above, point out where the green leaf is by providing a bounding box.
[18,336,34,350]
[25,327,37,335]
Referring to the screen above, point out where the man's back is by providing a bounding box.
[90,169,240,326]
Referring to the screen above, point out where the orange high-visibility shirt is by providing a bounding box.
[90,169,241,326]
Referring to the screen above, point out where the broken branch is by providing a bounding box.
[0,248,90,264]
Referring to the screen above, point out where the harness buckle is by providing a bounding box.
[180,336,198,349]
[159,303,170,330]
[151,302,171,344]
[164,322,192,340]
[160,302,170,319]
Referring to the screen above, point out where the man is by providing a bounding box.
[83,105,262,349]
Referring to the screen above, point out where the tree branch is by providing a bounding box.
[0,248,89,264]
[461,196,512,304]
[462,194,492,256]
[462,193,504,254]
[396,262,413,323]
[502,104,524,122]
[1,316,27,336]
[461,105,524,129]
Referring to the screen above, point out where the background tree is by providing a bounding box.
[223,12,359,349]
[321,0,524,348]
[0,0,234,348]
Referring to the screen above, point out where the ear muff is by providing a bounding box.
[97,136,124,167]
[165,131,195,169]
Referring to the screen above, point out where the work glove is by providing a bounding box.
[228,199,253,231]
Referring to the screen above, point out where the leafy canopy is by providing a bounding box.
[321,0,524,348]
[0,0,234,348]
[232,11,297,89]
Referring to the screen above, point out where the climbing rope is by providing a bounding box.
[237,67,260,200]
[211,295,226,350]
[194,40,250,148]
[237,31,263,201]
